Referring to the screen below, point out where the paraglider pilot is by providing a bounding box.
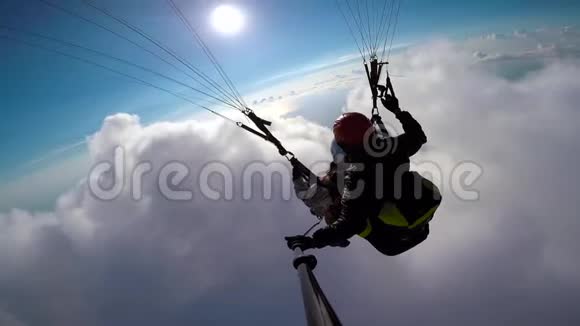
[287,94,441,256]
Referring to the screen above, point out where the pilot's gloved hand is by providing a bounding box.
[285,235,316,250]
[312,228,351,249]
[331,239,351,248]
[381,94,401,115]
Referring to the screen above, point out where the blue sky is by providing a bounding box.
[1,0,579,183]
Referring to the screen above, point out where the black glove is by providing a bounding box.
[312,229,350,249]
[381,94,401,115]
[332,239,350,248]
[285,235,316,250]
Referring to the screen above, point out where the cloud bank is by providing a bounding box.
[2,29,580,325]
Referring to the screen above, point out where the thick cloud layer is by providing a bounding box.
[2,32,580,325]
[0,112,334,325]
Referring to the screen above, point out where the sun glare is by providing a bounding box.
[211,5,245,36]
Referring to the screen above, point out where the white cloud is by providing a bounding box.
[2,30,580,325]
[467,26,580,64]
[0,109,335,324]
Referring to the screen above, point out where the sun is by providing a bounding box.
[211,5,245,36]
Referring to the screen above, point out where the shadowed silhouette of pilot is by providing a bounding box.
[288,95,441,256]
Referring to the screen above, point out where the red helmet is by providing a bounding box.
[333,112,373,147]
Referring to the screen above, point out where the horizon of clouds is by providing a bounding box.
[1,26,580,325]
